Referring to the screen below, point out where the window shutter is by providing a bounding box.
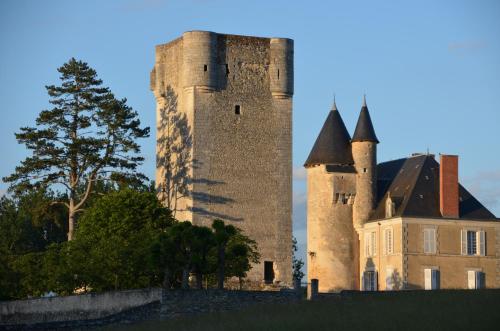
[475,272,482,289]
[467,270,476,289]
[372,232,377,256]
[430,229,436,254]
[424,268,432,290]
[478,231,485,256]
[431,270,439,290]
[365,233,370,257]
[386,268,394,290]
[374,271,378,291]
[461,229,467,255]
[362,272,366,291]
[423,229,429,253]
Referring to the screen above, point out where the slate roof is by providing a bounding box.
[370,154,496,221]
[352,98,379,143]
[304,104,354,167]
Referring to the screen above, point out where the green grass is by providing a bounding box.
[101,290,500,331]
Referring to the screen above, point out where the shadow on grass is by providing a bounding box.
[99,290,500,331]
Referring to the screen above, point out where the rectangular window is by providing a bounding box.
[462,230,485,256]
[384,228,393,255]
[264,261,274,284]
[363,271,377,291]
[424,268,440,290]
[467,231,477,255]
[468,270,485,289]
[234,104,241,115]
[423,228,436,254]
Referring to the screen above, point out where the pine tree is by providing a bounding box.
[3,58,150,240]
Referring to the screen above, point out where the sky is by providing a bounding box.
[1,0,500,264]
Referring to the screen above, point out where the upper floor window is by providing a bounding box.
[384,227,393,255]
[461,230,485,256]
[423,228,436,254]
[365,231,377,257]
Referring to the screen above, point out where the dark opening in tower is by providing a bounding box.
[264,261,274,284]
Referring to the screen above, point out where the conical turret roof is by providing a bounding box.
[352,95,379,143]
[304,103,353,167]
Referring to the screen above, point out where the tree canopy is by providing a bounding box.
[3,58,150,240]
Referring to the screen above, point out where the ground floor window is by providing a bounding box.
[467,270,485,289]
[424,268,440,290]
[363,271,377,291]
[264,261,274,284]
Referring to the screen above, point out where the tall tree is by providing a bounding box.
[3,58,150,240]
[156,86,192,218]
[212,219,237,290]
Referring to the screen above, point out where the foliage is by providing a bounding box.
[3,58,150,240]
[292,237,304,282]
[73,189,173,292]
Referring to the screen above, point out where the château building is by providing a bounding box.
[306,97,500,292]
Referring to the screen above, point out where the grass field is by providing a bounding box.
[101,290,500,331]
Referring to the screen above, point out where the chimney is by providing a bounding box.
[440,154,459,218]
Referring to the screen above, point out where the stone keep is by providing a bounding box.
[151,31,293,286]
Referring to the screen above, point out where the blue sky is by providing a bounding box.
[1,0,500,262]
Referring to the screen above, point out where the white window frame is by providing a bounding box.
[423,227,437,254]
[384,227,394,255]
[424,268,439,290]
[461,229,485,256]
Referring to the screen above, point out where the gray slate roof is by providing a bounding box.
[371,154,496,221]
[304,107,353,167]
[352,104,379,143]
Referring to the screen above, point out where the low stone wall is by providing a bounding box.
[0,288,162,329]
[160,289,300,319]
[0,288,301,329]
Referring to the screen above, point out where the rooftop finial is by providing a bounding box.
[362,94,367,107]
[332,93,337,111]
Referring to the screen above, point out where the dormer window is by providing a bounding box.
[385,196,396,218]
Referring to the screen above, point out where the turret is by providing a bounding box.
[269,38,293,99]
[305,100,357,292]
[352,95,379,229]
[182,31,218,92]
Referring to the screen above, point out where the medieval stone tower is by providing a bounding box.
[151,31,293,286]
[305,97,378,292]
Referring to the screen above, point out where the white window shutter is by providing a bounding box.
[461,229,467,255]
[365,233,370,257]
[386,268,394,290]
[424,268,432,290]
[431,229,436,254]
[372,232,377,256]
[423,229,429,253]
[468,270,476,289]
[478,231,485,256]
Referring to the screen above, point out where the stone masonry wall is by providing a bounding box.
[152,32,293,286]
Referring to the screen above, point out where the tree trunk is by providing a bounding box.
[68,200,76,241]
[181,265,190,289]
[195,270,203,289]
[163,267,171,291]
[217,245,225,290]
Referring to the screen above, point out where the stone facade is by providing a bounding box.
[359,217,500,290]
[151,31,293,286]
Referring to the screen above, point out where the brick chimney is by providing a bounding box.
[440,154,459,218]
